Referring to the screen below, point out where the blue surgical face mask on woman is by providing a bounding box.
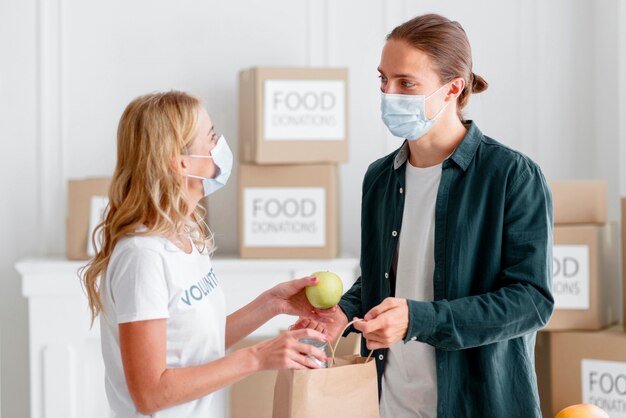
[185,135,233,196]
[380,83,450,141]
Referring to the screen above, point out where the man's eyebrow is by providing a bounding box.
[377,67,420,80]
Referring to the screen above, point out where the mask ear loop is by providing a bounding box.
[424,82,451,122]
[185,133,223,159]
[186,154,213,159]
[184,173,208,180]
[425,82,450,100]
[183,153,215,180]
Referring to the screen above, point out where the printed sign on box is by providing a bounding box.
[552,245,590,310]
[238,164,338,259]
[243,187,326,248]
[238,67,349,164]
[263,80,346,141]
[544,224,619,330]
[582,359,626,417]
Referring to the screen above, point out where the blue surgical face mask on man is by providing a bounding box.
[185,135,233,196]
[380,83,450,141]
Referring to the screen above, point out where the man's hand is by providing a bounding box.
[290,307,349,343]
[353,297,409,350]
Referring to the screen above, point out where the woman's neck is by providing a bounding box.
[165,230,193,254]
[186,177,204,216]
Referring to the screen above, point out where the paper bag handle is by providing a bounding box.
[328,319,374,368]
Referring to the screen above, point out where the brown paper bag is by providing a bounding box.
[272,321,379,418]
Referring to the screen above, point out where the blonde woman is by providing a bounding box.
[82,91,331,418]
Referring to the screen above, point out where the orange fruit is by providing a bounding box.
[555,404,609,418]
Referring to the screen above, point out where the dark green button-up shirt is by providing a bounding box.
[338,121,554,418]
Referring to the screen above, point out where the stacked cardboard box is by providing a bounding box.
[237,67,348,258]
[538,326,626,417]
[66,178,111,260]
[536,181,623,417]
[544,181,618,331]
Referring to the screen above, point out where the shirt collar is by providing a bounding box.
[393,121,482,172]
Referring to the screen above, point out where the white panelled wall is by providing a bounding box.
[1,1,625,416]
[620,0,626,197]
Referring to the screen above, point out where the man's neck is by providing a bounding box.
[407,117,467,168]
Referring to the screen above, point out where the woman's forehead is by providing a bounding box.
[197,107,212,127]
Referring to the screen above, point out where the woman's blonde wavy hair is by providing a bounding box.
[81,91,215,325]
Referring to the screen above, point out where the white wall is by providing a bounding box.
[1,1,624,416]
[1,1,41,417]
[592,0,620,220]
[620,0,626,197]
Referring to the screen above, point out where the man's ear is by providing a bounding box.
[448,77,466,100]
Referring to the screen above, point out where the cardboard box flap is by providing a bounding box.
[550,181,607,224]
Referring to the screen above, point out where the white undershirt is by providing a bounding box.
[380,161,442,418]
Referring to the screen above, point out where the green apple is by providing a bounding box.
[305,271,343,309]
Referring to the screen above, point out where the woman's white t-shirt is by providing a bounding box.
[100,233,226,418]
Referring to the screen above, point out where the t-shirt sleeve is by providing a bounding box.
[108,246,170,324]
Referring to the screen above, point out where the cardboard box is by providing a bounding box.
[550,181,607,224]
[534,332,552,418]
[66,178,111,260]
[239,67,348,164]
[537,326,626,417]
[229,333,360,418]
[543,224,620,331]
[229,337,277,418]
[238,164,339,258]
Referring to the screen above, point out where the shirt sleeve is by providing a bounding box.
[338,276,364,336]
[108,246,170,324]
[404,163,554,349]
[338,163,378,335]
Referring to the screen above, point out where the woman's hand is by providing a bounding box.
[226,276,338,349]
[248,328,329,371]
[352,297,409,350]
[290,307,349,343]
[266,276,337,323]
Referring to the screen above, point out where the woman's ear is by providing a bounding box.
[447,77,466,100]
[173,155,188,173]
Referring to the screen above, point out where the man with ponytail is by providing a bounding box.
[297,14,553,417]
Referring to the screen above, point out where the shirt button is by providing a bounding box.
[399,187,404,194]
[392,230,398,237]
[378,354,384,361]
[384,272,389,279]
[410,337,417,341]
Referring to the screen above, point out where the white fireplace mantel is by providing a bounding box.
[17,256,359,418]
